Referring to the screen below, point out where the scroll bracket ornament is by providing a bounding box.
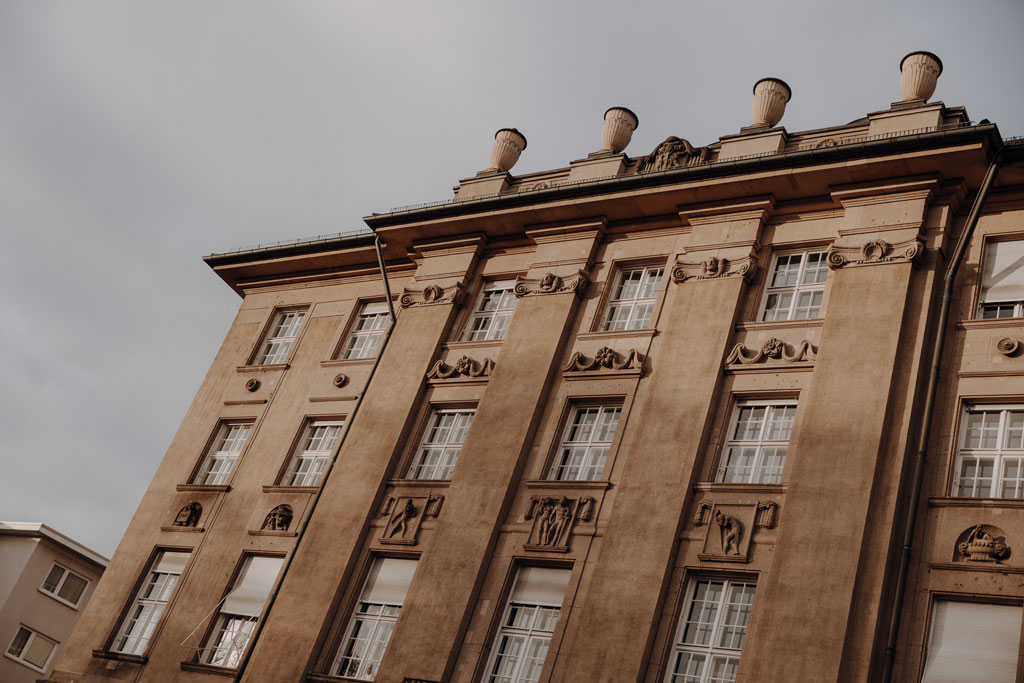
[563,346,643,373]
[399,282,466,308]
[671,254,758,284]
[725,338,816,366]
[514,271,589,299]
[826,236,923,270]
[426,355,495,380]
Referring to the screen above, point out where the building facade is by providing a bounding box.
[1,522,107,682]
[46,53,1024,683]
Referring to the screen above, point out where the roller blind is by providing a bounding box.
[154,551,190,575]
[980,240,1024,303]
[920,600,1022,683]
[222,556,282,617]
[510,567,570,606]
[362,301,389,314]
[362,558,417,605]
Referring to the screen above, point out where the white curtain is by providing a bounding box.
[511,567,570,606]
[920,600,1022,683]
[223,556,283,617]
[981,240,1024,303]
[362,557,418,605]
[154,550,190,575]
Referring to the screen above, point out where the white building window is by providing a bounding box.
[717,401,796,485]
[255,309,306,365]
[343,302,391,359]
[759,250,828,321]
[483,566,570,683]
[329,557,417,680]
[463,280,518,341]
[953,406,1024,498]
[920,600,1022,683]
[406,409,475,480]
[6,626,57,672]
[192,421,253,486]
[112,550,190,655]
[978,240,1024,319]
[547,405,621,481]
[664,578,756,683]
[40,563,89,608]
[280,419,345,487]
[602,266,664,331]
[198,555,282,669]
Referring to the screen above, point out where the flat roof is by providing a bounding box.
[0,521,109,568]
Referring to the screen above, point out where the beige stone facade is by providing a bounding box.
[46,75,1024,683]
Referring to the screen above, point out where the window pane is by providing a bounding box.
[24,633,56,668]
[42,565,64,593]
[58,572,88,605]
[8,628,30,656]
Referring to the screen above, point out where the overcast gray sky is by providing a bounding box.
[2,1,1022,557]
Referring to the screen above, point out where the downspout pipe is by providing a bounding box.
[233,231,397,682]
[881,146,1004,683]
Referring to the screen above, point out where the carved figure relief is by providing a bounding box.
[954,524,1011,563]
[173,502,203,528]
[696,502,777,562]
[725,338,817,366]
[563,347,644,373]
[826,237,923,269]
[672,254,758,284]
[245,378,261,392]
[400,282,466,308]
[523,496,594,552]
[814,137,840,148]
[426,355,495,380]
[261,504,293,532]
[635,136,710,174]
[379,495,443,546]
[715,509,743,556]
[514,271,589,299]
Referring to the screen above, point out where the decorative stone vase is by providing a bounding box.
[489,128,527,172]
[899,51,942,102]
[600,107,639,153]
[751,77,791,128]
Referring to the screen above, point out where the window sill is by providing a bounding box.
[443,338,505,350]
[4,652,47,674]
[320,357,375,368]
[262,485,319,494]
[176,484,231,493]
[386,479,452,488]
[958,317,1024,330]
[693,483,787,494]
[524,479,613,491]
[576,328,657,341]
[929,496,1024,509]
[236,363,289,373]
[248,529,298,537]
[930,561,1024,575]
[306,673,363,682]
[735,319,824,331]
[160,525,204,533]
[92,650,147,665]
[180,661,238,677]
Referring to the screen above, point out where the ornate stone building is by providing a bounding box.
[45,52,1024,683]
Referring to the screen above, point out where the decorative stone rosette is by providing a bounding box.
[826,237,923,270]
[426,355,495,380]
[996,338,1020,357]
[400,282,466,308]
[563,347,643,372]
[671,254,758,284]
[725,338,816,366]
[514,271,589,298]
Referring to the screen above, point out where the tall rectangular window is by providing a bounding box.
[342,302,391,359]
[920,600,1022,683]
[40,563,89,608]
[463,280,518,341]
[602,266,664,331]
[664,578,756,683]
[978,240,1024,319]
[280,419,344,487]
[717,401,796,485]
[6,626,57,672]
[953,406,1024,498]
[547,405,621,481]
[483,566,570,683]
[329,557,417,680]
[199,555,282,669]
[406,409,475,480]
[255,309,306,365]
[759,251,827,321]
[192,421,253,486]
[112,550,190,655]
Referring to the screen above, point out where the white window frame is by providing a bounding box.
[977,238,1024,320]
[342,301,391,360]
[952,405,1024,498]
[5,625,58,673]
[39,563,89,608]
[280,419,345,487]
[547,404,622,481]
[664,577,757,683]
[406,408,475,480]
[462,280,518,341]
[716,400,797,485]
[111,550,190,656]
[601,265,664,332]
[758,250,828,322]
[254,308,307,365]
[192,420,254,486]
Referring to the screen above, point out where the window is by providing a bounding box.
[40,563,88,607]
[920,600,1022,683]
[602,266,664,331]
[717,401,796,485]
[547,405,621,481]
[112,550,189,655]
[463,280,518,341]
[978,240,1024,319]
[759,250,828,321]
[342,302,390,359]
[280,419,344,486]
[329,557,417,680]
[664,577,756,683]
[6,626,57,672]
[198,555,282,669]
[953,406,1024,498]
[483,566,570,683]
[406,409,475,480]
[255,308,306,365]
[192,420,253,486]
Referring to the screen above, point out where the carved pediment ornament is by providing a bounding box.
[826,236,923,270]
[725,338,816,365]
[173,502,203,527]
[635,136,710,174]
[261,504,293,532]
[399,282,466,308]
[563,347,643,373]
[671,255,758,284]
[426,355,495,379]
[379,494,444,546]
[955,524,1011,563]
[523,495,594,552]
[514,271,589,299]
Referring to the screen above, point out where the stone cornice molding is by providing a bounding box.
[826,236,923,270]
[514,270,589,298]
[677,195,776,227]
[399,281,466,308]
[671,251,758,284]
[525,218,607,245]
[409,233,487,259]
[829,174,942,209]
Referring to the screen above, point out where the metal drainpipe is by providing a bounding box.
[232,232,397,682]
[881,147,1003,683]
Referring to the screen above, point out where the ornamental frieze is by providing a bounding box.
[523,495,594,553]
[725,338,816,366]
[399,282,466,308]
[826,236,923,270]
[513,271,589,298]
[671,254,758,284]
[563,346,643,373]
[425,355,495,380]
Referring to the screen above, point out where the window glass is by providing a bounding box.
[192,421,253,486]
[40,564,89,607]
[666,578,756,683]
[343,302,391,359]
[547,405,621,481]
[406,409,475,480]
[281,419,344,486]
[978,240,1024,319]
[718,402,796,485]
[463,281,518,341]
[760,251,828,322]
[256,309,306,365]
[954,407,1024,498]
[602,267,664,331]
[112,550,190,655]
